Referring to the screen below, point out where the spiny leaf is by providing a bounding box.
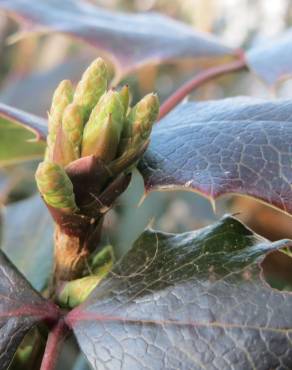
[0,250,59,370]
[0,0,236,79]
[1,195,54,291]
[139,97,292,215]
[67,216,292,369]
[247,28,292,85]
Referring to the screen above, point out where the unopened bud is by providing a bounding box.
[118,93,159,155]
[58,275,102,308]
[119,85,130,116]
[35,161,77,213]
[81,90,124,161]
[48,81,74,138]
[46,80,73,160]
[82,114,119,162]
[58,103,84,165]
[129,93,159,139]
[73,58,108,120]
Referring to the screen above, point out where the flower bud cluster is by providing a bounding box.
[36,58,159,214]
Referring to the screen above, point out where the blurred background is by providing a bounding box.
[1,1,292,369]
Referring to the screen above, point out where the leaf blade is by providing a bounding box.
[0,104,47,166]
[0,0,236,78]
[0,250,59,369]
[139,97,292,215]
[246,29,292,85]
[68,216,292,369]
[0,102,48,140]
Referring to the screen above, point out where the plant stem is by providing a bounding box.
[40,320,67,370]
[158,56,247,120]
[52,217,104,284]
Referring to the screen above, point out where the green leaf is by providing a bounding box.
[67,216,292,369]
[0,102,48,140]
[139,97,292,215]
[1,195,53,291]
[0,115,45,166]
[0,0,236,79]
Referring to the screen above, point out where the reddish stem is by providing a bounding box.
[40,319,68,370]
[158,56,247,120]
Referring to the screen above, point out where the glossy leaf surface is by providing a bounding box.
[247,29,292,85]
[68,216,292,370]
[1,195,54,291]
[0,0,235,78]
[0,250,59,370]
[139,98,292,215]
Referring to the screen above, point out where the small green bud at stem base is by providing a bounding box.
[58,245,113,308]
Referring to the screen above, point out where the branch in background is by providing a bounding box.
[158,52,247,120]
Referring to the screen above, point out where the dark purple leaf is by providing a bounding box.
[67,216,292,369]
[0,0,236,78]
[0,250,59,369]
[139,97,292,215]
[247,29,292,85]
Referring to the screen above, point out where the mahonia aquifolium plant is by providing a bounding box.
[34,57,159,294]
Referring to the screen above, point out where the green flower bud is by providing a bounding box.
[58,103,85,165]
[82,114,119,163]
[73,58,108,120]
[81,90,124,161]
[35,161,77,213]
[46,80,73,160]
[129,93,159,140]
[119,85,130,116]
[118,93,159,156]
